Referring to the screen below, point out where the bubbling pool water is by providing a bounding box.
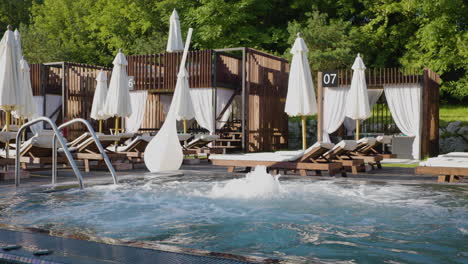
[0,168,466,264]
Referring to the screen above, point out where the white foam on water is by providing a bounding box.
[206,166,284,199]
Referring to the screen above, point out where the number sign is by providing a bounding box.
[322,71,338,88]
[128,76,135,90]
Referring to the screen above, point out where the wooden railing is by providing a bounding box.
[127,50,214,91]
[336,68,421,87]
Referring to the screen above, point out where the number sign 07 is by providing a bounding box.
[322,71,338,88]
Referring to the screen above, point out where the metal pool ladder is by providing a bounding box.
[15,117,118,189]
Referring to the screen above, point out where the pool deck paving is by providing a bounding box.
[0,161,466,264]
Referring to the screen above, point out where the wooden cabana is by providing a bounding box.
[0,62,112,138]
[125,48,289,152]
[3,48,289,153]
[316,68,440,158]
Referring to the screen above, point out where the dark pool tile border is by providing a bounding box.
[0,252,61,264]
[0,224,286,264]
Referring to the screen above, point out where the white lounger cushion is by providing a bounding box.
[437,152,468,159]
[357,137,377,147]
[275,142,334,160]
[0,131,19,143]
[112,135,153,152]
[376,135,393,144]
[177,133,192,141]
[197,134,220,141]
[420,155,468,168]
[420,160,468,168]
[330,140,358,152]
[185,134,220,148]
[66,135,121,152]
[211,142,334,163]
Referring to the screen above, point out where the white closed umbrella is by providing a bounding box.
[345,53,370,140]
[91,70,110,133]
[285,32,317,149]
[13,58,36,120]
[0,25,20,132]
[13,29,25,118]
[172,67,194,133]
[144,28,193,172]
[102,49,132,134]
[11,30,36,130]
[166,9,184,52]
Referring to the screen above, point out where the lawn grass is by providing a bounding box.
[439,104,468,127]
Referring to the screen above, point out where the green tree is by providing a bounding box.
[398,0,467,100]
[285,11,357,71]
[0,0,37,30]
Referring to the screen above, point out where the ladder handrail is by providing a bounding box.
[15,117,85,189]
[52,118,118,185]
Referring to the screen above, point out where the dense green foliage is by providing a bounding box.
[1,0,467,100]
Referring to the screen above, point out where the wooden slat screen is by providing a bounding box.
[245,48,289,152]
[127,50,213,91]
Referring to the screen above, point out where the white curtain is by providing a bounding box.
[125,91,148,133]
[190,88,234,133]
[343,89,384,134]
[30,96,44,134]
[322,86,349,142]
[45,94,62,121]
[384,84,422,159]
[28,94,61,134]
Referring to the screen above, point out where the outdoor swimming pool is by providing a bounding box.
[0,167,466,264]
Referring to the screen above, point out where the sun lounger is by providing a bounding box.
[322,140,366,173]
[114,135,153,162]
[184,134,223,157]
[0,131,18,148]
[416,155,468,182]
[348,137,384,169]
[178,133,192,143]
[357,135,395,158]
[210,142,346,177]
[67,132,105,148]
[1,131,68,167]
[70,135,127,172]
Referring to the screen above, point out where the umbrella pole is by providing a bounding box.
[114,116,119,146]
[5,110,10,132]
[183,120,187,134]
[301,116,307,150]
[355,120,360,140]
[99,120,103,134]
[114,116,119,135]
[20,117,26,142]
[5,110,11,160]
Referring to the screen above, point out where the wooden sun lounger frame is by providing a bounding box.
[325,144,384,172]
[211,145,346,177]
[323,146,365,174]
[183,137,223,158]
[19,144,68,166]
[73,138,127,172]
[415,166,467,183]
[3,144,68,169]
[122,139,151,163]
[357,139,396,159]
